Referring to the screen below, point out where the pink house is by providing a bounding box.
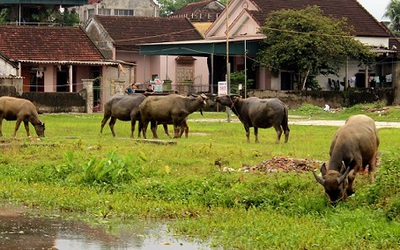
[142,0,400,93]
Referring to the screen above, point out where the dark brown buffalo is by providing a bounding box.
[100,94,146,137]
[139,93,208,139]
[313,114,379,204]
[216,95,289,143]
[0,96,45,137]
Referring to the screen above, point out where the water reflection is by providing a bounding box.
[0,204,212,249]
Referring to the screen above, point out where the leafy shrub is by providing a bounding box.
[357,151,400,220]
[82,151,147,187]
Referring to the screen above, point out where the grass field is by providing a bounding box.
[1,104,400,249]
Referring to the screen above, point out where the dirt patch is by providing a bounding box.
[219,157,323,173]
[240,157,322,173]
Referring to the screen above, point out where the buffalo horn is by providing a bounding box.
[313,170,325,185]
[337,165,351,185]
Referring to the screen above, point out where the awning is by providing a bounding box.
[15,60,130,66]
[139,38,263,56]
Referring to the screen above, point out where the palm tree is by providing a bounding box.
[384,0,400,32]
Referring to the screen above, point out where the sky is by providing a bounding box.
[357,0,391,21]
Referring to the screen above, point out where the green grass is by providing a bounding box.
[1,104,400,249]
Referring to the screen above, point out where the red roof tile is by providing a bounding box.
[171,0,224,21]
[93,15,204,52]
[0,25,104,62]
[249,0,390,37]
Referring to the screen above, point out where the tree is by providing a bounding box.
[257,6,375,90]
[31,8,79,26]
[384,0,400,34]
[0,8,10,24]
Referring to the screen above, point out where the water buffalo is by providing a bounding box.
[100,94,146,137]
[0,96,45,137]
[139,93,208,139]
[216,95,289,143]
[313,114,379,204]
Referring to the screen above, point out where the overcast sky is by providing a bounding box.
[357,0,390,21]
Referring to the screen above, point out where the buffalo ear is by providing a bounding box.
[320,163,327,176]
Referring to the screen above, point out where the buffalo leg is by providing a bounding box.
[367,152,378,182]
[13,119,22,137]
[150,120,158,139]
[0,117,3,137]
[347,159,360,196]
[23,121,30,137]
[254,127,259,143]
[99,116,110,134]
[162,124,171,137]
[181,121,189,138]
[130,119,136,138]
[137,120,143,138]
[142,121,149,139]
[108,117,117,137]
[274,125,283,144]
[347,169,357,197]
[173,125,182,138]
[244,126,250,143]
[282,124,290,143]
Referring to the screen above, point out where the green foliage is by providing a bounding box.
[230,70,254,94]
[257,6,375,90]
[384,0,400,32]
[0,8,10,24]
[31,8,80,26]
[82,151,147,186]
[357,151,400,220]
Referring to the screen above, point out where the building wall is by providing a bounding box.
[85,18,114,59]
[0,58,17,76]
[75,0,159,22]
[356,37,390,48]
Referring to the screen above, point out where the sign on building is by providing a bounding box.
[218,81,227,96]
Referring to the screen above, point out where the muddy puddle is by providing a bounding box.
[0,203,213,250]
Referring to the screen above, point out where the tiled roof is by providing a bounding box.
[94,15,204,51]
[249,0,390,37]
[170,0,224,21]
[0,25,104,62]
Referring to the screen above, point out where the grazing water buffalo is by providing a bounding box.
[0,96,45,137]
[139,93,208,139]
[216,95,289,143]
[313,114,379,204]
[100,94,146,137]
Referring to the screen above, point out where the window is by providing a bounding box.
[114,9,135,16]
[98,8,111,15]
[87,9,94,17]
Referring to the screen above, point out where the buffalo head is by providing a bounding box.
[313,162,351,204]
[34,122,45,137]
[216,94,241,107]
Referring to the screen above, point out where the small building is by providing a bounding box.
[84,15,208,97]
[0,25,132,111]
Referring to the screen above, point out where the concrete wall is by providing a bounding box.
[248,89,395,109]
